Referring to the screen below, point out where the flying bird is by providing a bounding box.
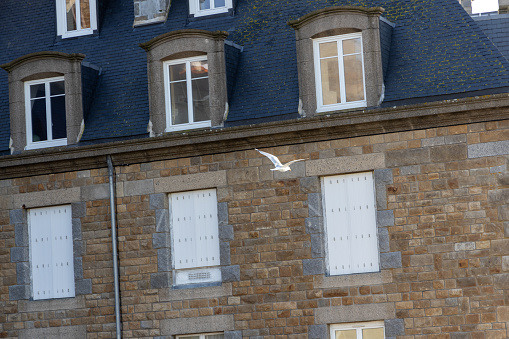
[255,149,305,172]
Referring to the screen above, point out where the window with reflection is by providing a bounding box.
[57,0,97,38]
[313,33,366,112]
[331,321,385,339]
[164,56,211,131]
[189,0,232,17]
[24,77,67,150]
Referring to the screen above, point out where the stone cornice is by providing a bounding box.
[288,6,385,30]
[0,93,509,179]
[0,51,86,73]
[139,30,229,51]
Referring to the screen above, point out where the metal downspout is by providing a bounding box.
[107,155,122,339]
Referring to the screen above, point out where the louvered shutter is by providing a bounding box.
[30,205,74,300]
[171,189,220,270]
[323,172,379,275]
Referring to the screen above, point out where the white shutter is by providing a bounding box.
[30,205,74,300]
[171,189,221,285]
[323,172,379,275]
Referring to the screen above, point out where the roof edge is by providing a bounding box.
[139,29,229,51]
[288,6,385,30]
[0,51,86,73]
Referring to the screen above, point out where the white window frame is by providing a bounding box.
[313,33,367,113]
[56,0,97,38]
[28,205,75,301]
[177,333,224,339]
[24,77,68,150]
[322,172,380,276]
[169,189,221,286]
[330,321,385,339]
[164,56,212,132]
[189,0,233,17]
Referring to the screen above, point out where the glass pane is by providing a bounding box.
[320,57,341,105]
[363,328,384,339]
[80,0,91,29]
[50,81,65,96]
[170,63,186,82]
[206,335,224,339]
[199,0,211,10]
[30,84,45,99]
[335,329,356,339]
[66,0,77,31]
[31,99,47,142]
[180,336,199,339]
[191,60,208,79]
[51,96,67,140]
[192,78,210,122]
[343,38,362,55]
[170,82,189,125]
[214,0,226,7]
[319,41,338,58]
[344,54,365,102]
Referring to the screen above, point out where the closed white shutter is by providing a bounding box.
[30,205,74,300]
[323,172,379,275]
[171,189,220,270]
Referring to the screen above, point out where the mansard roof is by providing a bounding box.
[1,0,509,154]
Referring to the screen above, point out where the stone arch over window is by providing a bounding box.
[289,6,385,116]
[140,29,229,135]
[1,52,85,153]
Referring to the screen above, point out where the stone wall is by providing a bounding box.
[1,119,509,338]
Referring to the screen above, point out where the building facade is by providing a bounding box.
[1,0,509,338]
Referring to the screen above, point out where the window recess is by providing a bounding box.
[322,172,379,275]
[170,189,221,286]
[29,205,75,300]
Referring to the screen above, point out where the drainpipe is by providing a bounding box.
[107,155,122,339]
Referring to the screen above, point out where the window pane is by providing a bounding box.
[335,329,357,339]
[30,84,45,99]
[170,63,187,82]
[170,82,189,125]
[31,99,47,142]
[51,96,67,140]
[66,0,77,31]
[319,41,338,58]
[206,335,224,339]
[50,81,65,96]
[215,0,226,7]
[343,38,362,55]
[320,58,341,105]
[344,54,364,102]
[199,0,211,10]
[80,0,91,29]
[191,60,208,79]
[362,328,384,339]
[192,78,210,122]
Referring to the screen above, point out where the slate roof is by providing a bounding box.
[1,0,509,153]
[473,13,509,62]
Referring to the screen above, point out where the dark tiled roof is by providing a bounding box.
[473,13,509,62]
[1,0,509,152]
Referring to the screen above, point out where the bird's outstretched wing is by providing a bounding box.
[255,149,283,167]
[283,159,305,167]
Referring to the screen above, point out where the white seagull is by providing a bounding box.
[255,149,305,172]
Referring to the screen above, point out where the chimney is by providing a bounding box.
[458,0,472,14]
[133,0,171,26]
[500,0,509,14]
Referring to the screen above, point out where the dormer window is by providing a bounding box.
[56,0,97,38]
[314,33,366,112]
[25,77,67,150]
[189,0,233,17]
[164,56,211,131]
